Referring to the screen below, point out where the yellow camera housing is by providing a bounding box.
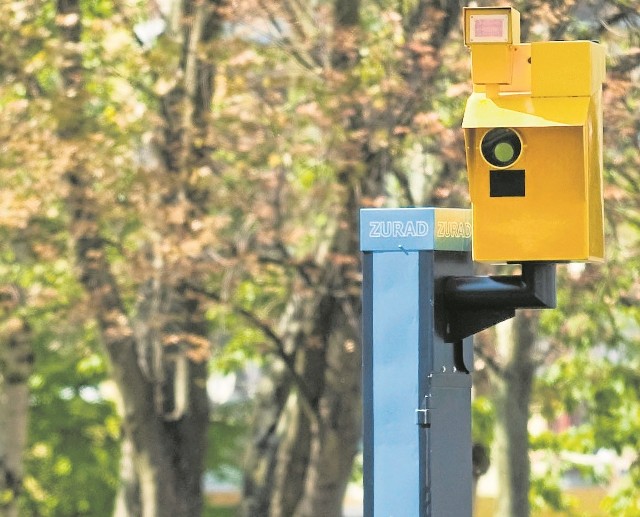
[462,7,605,263]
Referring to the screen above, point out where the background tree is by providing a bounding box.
[0,2,122,514]
[533,4,640,515]
[53,0,230,514]
[0,0,232,513]
[0,286,32,517]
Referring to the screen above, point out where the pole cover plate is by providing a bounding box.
[360,207,472,252]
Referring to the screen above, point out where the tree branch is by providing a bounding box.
[184,284,318,408]
[474,342,505,379]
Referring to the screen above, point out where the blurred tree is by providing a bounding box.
[0,1,121,514]
[0,286,32,517]
[53,0,227,514]
[533,4,640,513]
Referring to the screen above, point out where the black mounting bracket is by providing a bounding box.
[443,262,557,342]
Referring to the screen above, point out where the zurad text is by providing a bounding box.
[368,220,429,238]
[436,221,472,239]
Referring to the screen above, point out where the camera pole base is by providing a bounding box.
[361,208,474,517]
[361,208,557,516]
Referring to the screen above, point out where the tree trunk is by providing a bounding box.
[292,302,361,517]
[55,1,218,515]
[240,360,292,517]
[492,311,538,517]
[0,287,33,517]
[113,434,141,516]
[241,281,361,517]
[66,195,210,517]
[269,391,313,517]
[66,131,210,517]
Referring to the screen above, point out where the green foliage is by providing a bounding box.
[22,319,120,516]
[13,264,121,515]
[1,195,118,513]
[601,462,640,516]
[530,471,576,515]
[207,402,252,483]
[472,396,495,447]
[24,397,120,516]
[204,505,237,517]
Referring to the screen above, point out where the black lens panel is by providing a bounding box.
[490,169,525,197]
[481,128,522,168]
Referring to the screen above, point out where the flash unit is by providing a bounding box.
[469,14,509,43]
[463,7,518,47]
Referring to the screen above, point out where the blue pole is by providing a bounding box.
[361,208,474,517]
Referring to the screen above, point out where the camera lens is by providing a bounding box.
[481,128,522,168]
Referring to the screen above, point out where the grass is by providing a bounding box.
[203,504,238,517]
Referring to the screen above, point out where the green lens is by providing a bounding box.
[494,142,515,163]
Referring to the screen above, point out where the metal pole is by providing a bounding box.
[361,208,474,516]
[360,208,557,516]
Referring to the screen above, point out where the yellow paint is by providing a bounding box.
[461,7,605,263]
[531,41,606,97]
[471,44,515,86]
